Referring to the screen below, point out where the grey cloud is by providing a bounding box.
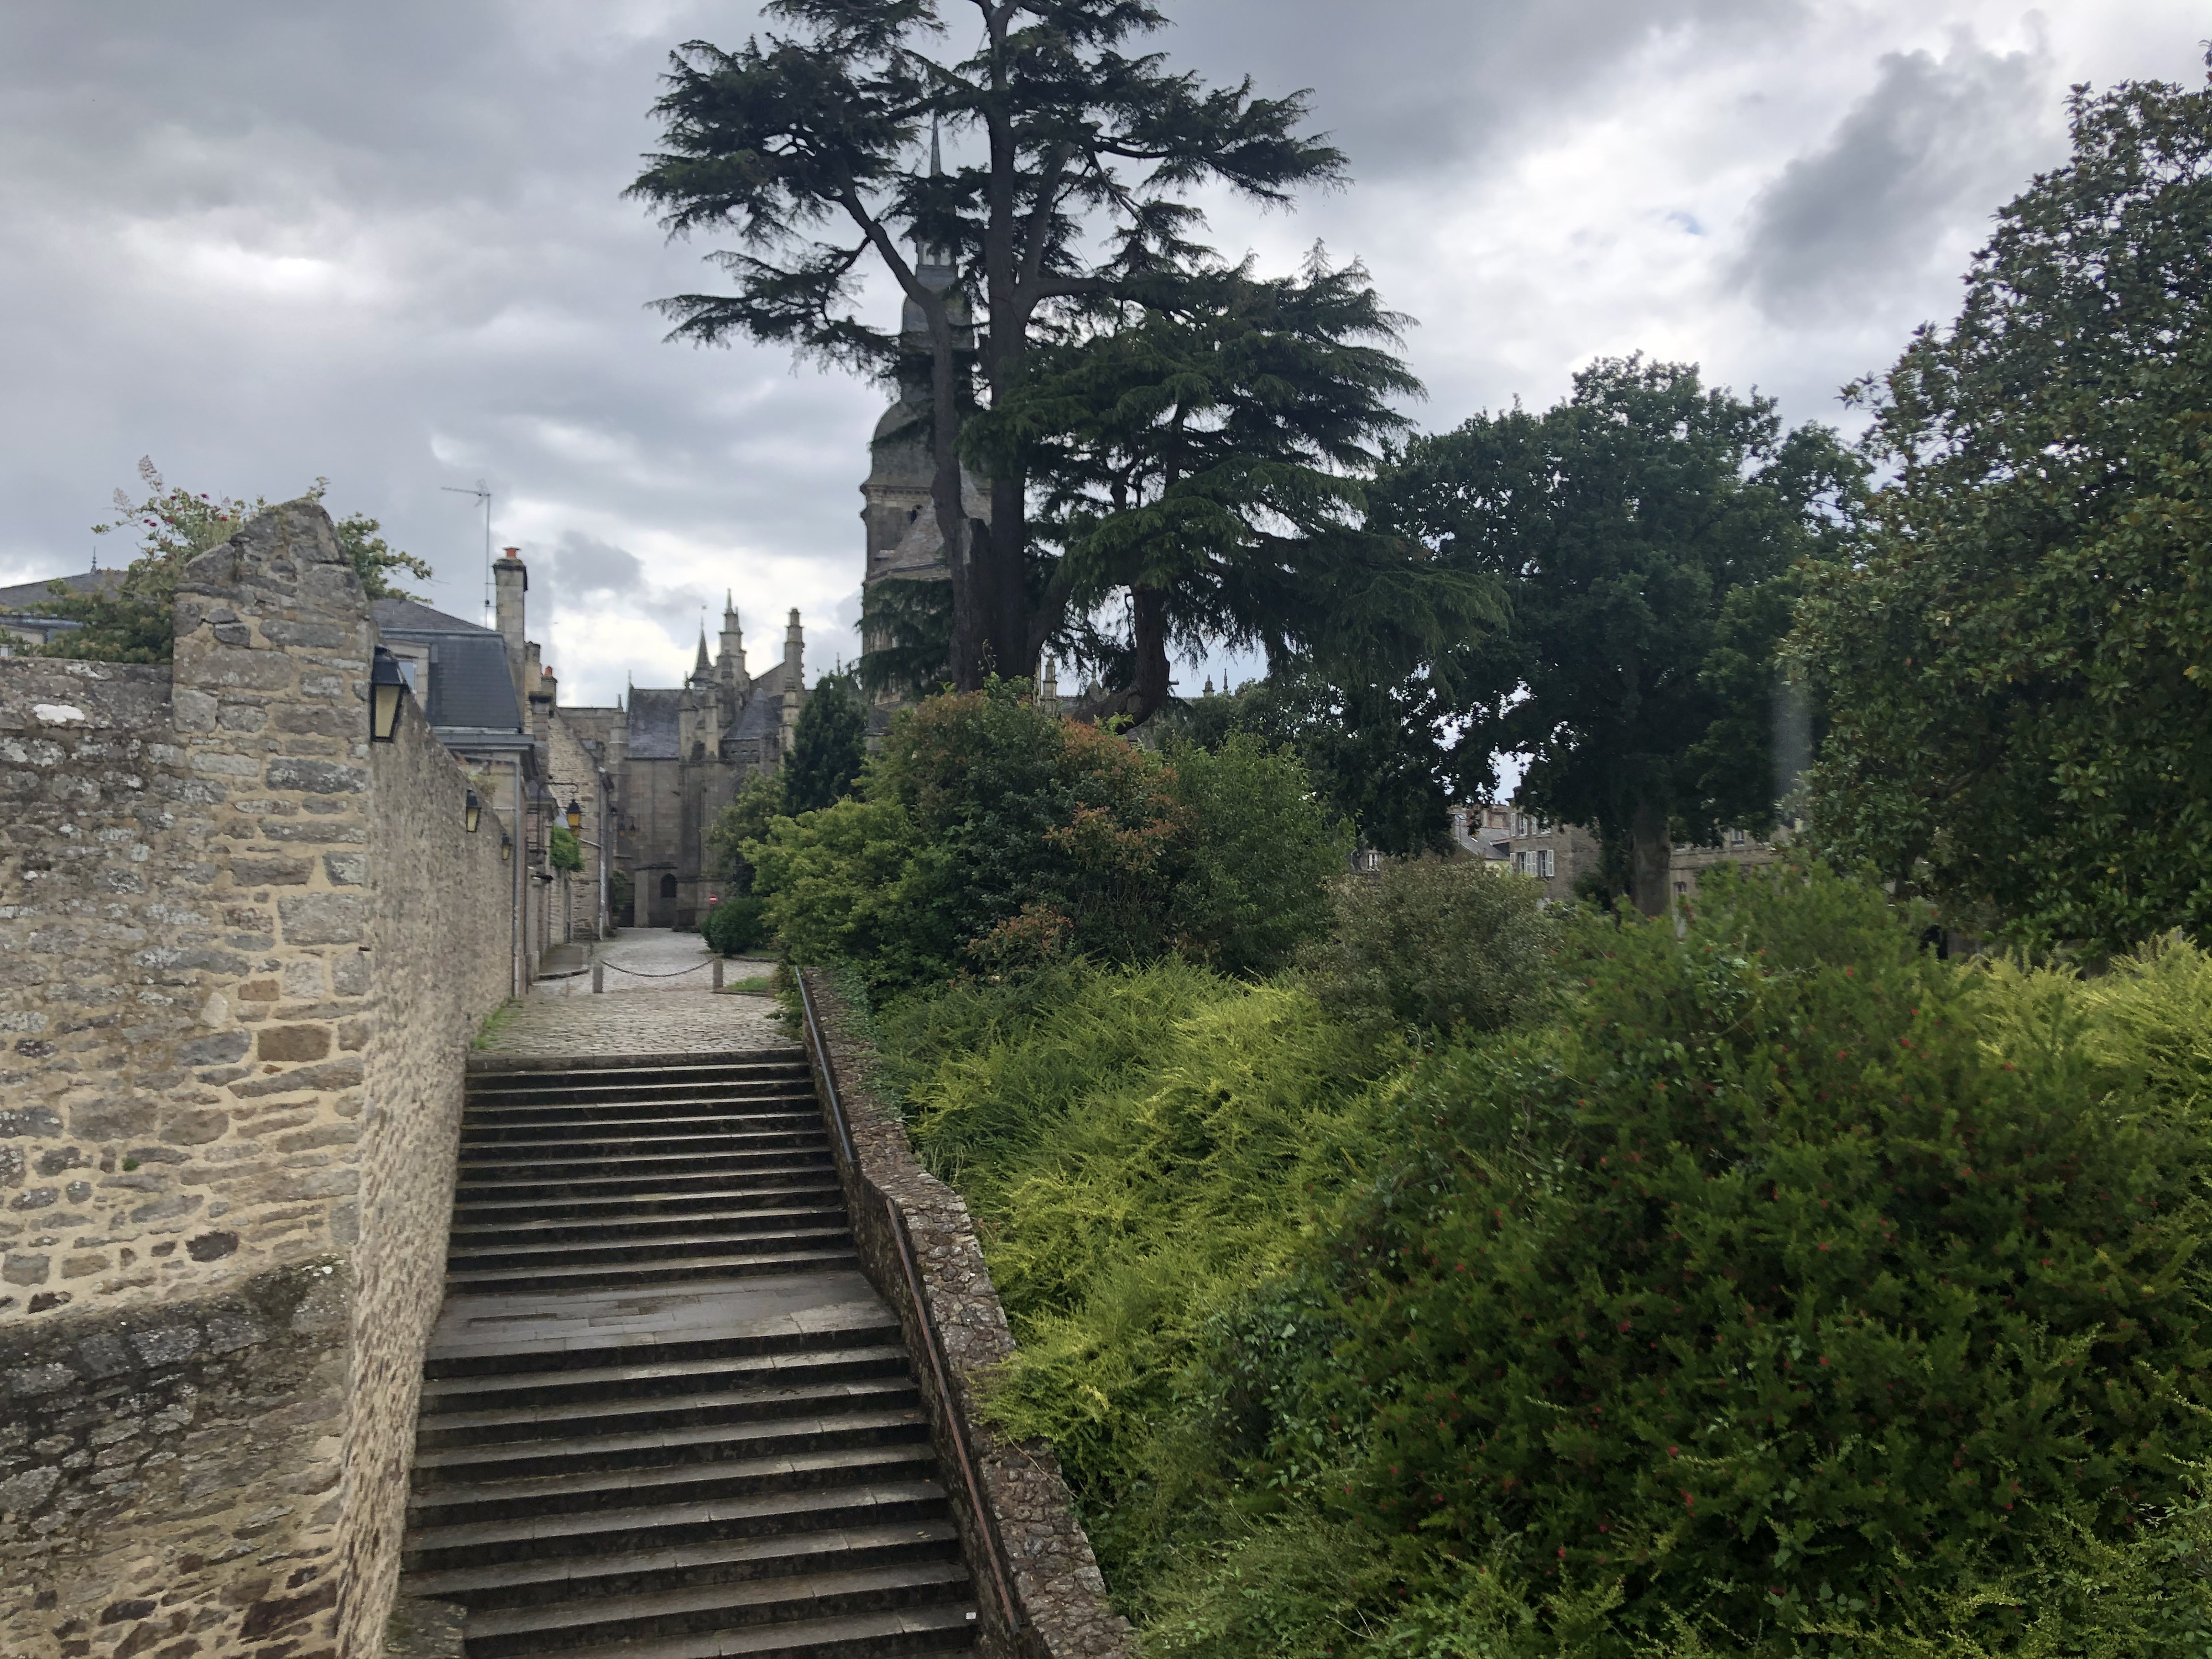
[1734,32,2053,320]
[1164,0,1806,180]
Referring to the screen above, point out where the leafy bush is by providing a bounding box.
[752,682,1349,990]
[881,863,2212,1657]
[547,825,583,874]
[1190,864,2212,1655]
[1300,858,1561,1038]
[701,893,768,956]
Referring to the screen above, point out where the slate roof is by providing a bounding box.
[624,688,684,759]
[371,598,522,734]
[0,568,127,612]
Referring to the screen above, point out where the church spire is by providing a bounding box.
[693,623,712,677]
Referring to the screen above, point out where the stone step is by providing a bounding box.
[445,1246,861,1293]
[467,1097,823,1124]
[416,1375,921,1451]
[421,1343,911,1413]
[452,1170,838,1222]
[458,1130,832,1168]
[453,1156,836,1204]
[449,1201,848,1248]
[414,1405,928,1488]
[461,1559,974,1658]
[447,1223,857,1274]
[407,1516,961,1610]
[406,1442,938,1528]
[466,1070,812,1104]
[462,1112,824,1144]
[547,1621,973,1659]
[402,1479,951,1573]
[424,1313,901,1381]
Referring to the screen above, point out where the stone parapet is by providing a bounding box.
[796,969,1135,1659]
[0,502,513,1657]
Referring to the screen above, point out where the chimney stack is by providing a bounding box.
[493,547,528,703]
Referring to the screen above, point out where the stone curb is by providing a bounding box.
[797,969,1135,1659]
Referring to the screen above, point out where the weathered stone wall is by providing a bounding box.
[0,502,514,1658]
[334,672,515,1657]
[796,970,1135,1659]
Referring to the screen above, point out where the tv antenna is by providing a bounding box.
[441,481,494,623]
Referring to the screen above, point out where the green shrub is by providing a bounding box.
[1208,863,2212,1655]
[1299,858,1561,1038]
[547,824,584,874]
[882,958,1398,1585]
[752,683,1348,990]
[701,893,768,956]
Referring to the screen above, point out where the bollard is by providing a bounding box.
[712,958,724,992]
[592,959,604,994]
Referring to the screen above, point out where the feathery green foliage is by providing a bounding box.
[878,865,2212,1657]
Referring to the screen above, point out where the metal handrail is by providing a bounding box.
[794,968,1023,1637]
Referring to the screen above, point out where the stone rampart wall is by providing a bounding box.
[0,502,514,1658]
[796,969,1134,1659]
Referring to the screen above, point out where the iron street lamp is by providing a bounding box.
[499,831,513,864]
[464,789,482,834]
[564,798,583,833]
[369,646,408,742]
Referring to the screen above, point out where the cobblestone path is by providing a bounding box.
[474,928,786,1058]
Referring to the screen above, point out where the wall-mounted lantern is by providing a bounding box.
[499,831,513,863]
[464,789,482,834]
[369,646,409,742]
[564,798,583,833]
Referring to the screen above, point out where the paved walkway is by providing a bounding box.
[473,928,786,1058]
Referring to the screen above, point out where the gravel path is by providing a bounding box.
[474,928,786,1057]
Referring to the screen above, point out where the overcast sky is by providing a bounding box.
[0,2,2201,707]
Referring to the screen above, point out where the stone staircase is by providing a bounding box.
[397,1049,980,1658]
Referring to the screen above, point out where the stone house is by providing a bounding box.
[1453,797,1795,905]
[1452,800,1604,901]
[0,568,127,654]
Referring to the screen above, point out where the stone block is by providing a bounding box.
[159,1108,229,1146]
[130,1326,202,1368]
[171,689,218,734]
[177,1031,251,1067]
[264,758,366,796]
[276,894,365,946]
[69,1097,156,1140]
[260,621,348,649]
[228,1055,362,1099]
[3,1252,51,1285]
[230,857,310,887]
[183,649,295,693]
[255,1026,330,1063]
[329,953,371,997]
[320,852,366,887]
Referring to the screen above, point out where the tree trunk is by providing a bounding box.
[1630,794,1672,917]
[933,332,986,692]
[985,473,1031,681]
[1091,586,1172,727]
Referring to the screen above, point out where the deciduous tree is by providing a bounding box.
[1377,359,1864,914]
[1792,62,2212,953]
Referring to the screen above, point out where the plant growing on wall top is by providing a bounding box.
[35,457,432,663]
